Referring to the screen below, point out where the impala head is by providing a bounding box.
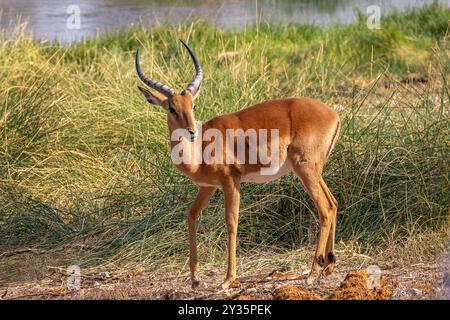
[135,39,203,142]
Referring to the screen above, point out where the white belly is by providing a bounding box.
[196,181,219,187]
[241,159,293,184]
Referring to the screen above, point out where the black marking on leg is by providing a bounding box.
[192,280,200,289]
[328,252,336,263]
[318,255,325,267]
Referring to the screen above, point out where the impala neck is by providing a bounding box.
[168,128,202,175]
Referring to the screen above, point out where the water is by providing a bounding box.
[0,0,448,43]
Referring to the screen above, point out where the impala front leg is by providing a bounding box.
[221,178,241,289]
[187,186,216,289]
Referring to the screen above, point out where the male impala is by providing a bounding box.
[135,40,340,289]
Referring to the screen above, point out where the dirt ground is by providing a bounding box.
[1,260,448,300]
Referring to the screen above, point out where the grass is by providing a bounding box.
[0,3,449,283]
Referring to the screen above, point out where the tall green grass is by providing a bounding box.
[0,4,449,277]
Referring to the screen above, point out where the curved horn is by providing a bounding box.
[135,48,175,97]
[179,39,203,96]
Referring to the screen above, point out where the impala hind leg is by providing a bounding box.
[221,178,241,289]
[293,163,334,285]
[187,186,217,289]
[319,177,338,275]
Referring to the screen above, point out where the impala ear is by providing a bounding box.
[137,86,168,108]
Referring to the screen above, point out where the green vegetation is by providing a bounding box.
[0,4,448,279]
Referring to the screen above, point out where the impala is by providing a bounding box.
[135,40,340,289]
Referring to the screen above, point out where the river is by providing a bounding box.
[0,0,448,42]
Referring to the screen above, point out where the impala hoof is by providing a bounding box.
[220,279,240,290]
[306,267,321,285]
[306,274,319,285]
[191,279,203,289]
[324,264,335,276]
[220,282,230,290]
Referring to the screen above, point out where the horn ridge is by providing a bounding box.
[135,48,175,97]
[179,39,203,95]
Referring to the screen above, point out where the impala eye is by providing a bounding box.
[169,107,176,114]
[193,104,196,111]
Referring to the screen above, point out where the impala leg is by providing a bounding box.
[221,178,241,289]
[294,163,333,285]
[319,177,338,275]
[187,186,217,289]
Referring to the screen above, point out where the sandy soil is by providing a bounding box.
[1,261,447,300]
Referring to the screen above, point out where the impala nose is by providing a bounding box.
[187,129,198,141]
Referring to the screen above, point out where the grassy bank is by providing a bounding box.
[0,4,449,282]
